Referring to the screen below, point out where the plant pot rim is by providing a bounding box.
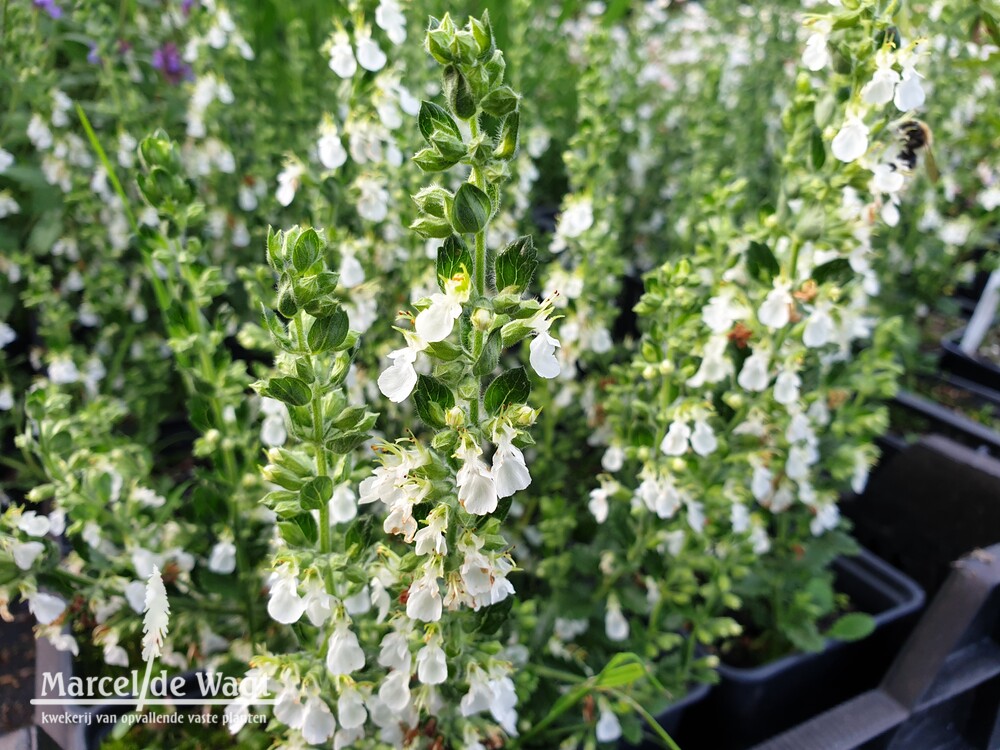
[717,547,924,682]
[941,325,1000,377]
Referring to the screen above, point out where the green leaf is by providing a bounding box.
[449,183,491,234]
[473,330,502,377]
[812,257,852,285]
[308,308,350,353]
[425,339,464,361]
[413,375,455,428]
[327,430,372,454]
[484,368,530,415]
[493,111,519,159]
[474,596,512,635]
[413,147,461,173]
[265,376,312,407]
[410,215,455,238]
[747,241,780,282]
[278,513,318,547]
[827,612,876,642]
[418,101,462,144]
[299,476,332,512]
[443,65,477,119]
[494,235,536,293]
[480,86,519,117]
[437,235,473,291]
[810,126,826,170]
[292,228,322,272]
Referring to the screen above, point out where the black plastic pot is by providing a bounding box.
[843,435,1000,597]
[750,542,1000,750]
[620,682,712,749]
[940,328,1000,397]
[889,389,1000,458]
[681,548,924,750]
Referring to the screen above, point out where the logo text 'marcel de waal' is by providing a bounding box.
[40,671,263,700]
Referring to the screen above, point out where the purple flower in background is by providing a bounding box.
[87,44,101,66]
[181,0,198,16]
[32,0,63,19]
[152,42,192,85]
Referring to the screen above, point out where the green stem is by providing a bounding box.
[618,693,683,750]
[296,315,333,560]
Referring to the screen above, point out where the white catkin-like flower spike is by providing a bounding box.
[141,565,170,661]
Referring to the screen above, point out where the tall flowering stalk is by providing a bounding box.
[230,15,562,748]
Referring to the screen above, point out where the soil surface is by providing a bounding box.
[0,601,36,732]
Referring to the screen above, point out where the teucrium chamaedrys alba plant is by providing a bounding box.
[228,15,562,748]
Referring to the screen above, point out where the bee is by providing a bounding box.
[897,120,939,182]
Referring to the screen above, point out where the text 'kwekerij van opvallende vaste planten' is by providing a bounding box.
[1,0,999,748]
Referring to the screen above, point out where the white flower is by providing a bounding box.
[0,193,17,219]
[267,568,306,624]
[141,566,170,661]
[802,32,830,71]
[378,628,412,671]
[48,357,79,385]
[687,334,733,388]
[456,441,498,515]
[12,541,45,570]
[406,573,442,622]
[274,684,306,730]
[2,384,17,411]
[690,420,718,457]
[758,281,793,329]
[556,198,594,240]
[378,345,420,403]
[751,463,773,502]
[861,53,900,106]
[529,330,561,379]
[356,176,389,222]
[103,636,129,667]
[328,32,357,78]
[330,484,358,524]
[301,696,337,745]
[660,420,690,456]
[338,686,368,729]
[318,126,348,171]
[415,275,469,342]
[604,597,629,642]
[132,486,166,508]
[378,669,411,711]
[0,324,16,351]
[774,370,801,405]
[276,162,304,207]
[810,504,840,536]
[356,32,387,72]
[803,304,835,348]
[596,702,623,743]
[738,350,770,392]
[29,592,66,625]
[207,541,237,574]
[18,511,51,537]
[492,424,531,498]
[702,290,747,332]
[832,116,869,163]
[852,453,871,494]
[124,581,146,613]
[303,579,333,626]
[0,147,13,172]
[27,114,53,150]
[588,479,618,524]
[601,445,624,472]
[327,621,366,675]
[416,642,448,685]
[339,253,365,287]
[414,510,448,556]
[894,65,925,111]
[375,0,407,45]
[871,163,904,194]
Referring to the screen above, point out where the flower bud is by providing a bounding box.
[471,308,493,331]
[444,406,465,428]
